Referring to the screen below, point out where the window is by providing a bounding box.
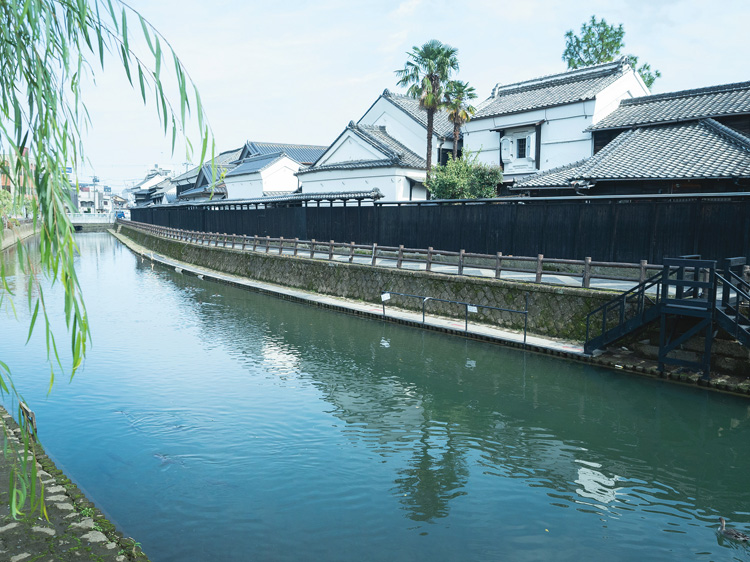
[516,137,527,159]
[500,130,536,166]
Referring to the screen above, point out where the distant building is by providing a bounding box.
[223,152,302,200]
[174,141,327,203]
[128,164,172,207]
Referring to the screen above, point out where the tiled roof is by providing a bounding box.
[224,152,286,177]
[178,184,227,200]
[589,80,750,130]
[173,147,242,189]
[163,189,384,207]
[512,160,589,189]
[297,122,426,175]
[474,58,631,119]
[379,89,454,139]
[515,119,750,188]
[172,165,200,184]
[243,141,326,165]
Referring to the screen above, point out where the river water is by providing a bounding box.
[1,233,749,561]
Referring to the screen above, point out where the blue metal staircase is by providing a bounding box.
[584,256,750,380]
[715,258,750,349]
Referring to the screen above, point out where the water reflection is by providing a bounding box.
[146,240,750,527]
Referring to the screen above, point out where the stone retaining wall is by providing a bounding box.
[121,225,615,342]
[1,222,36,251]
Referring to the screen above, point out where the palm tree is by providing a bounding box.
[395,39,459,175]
[444,80,477,160]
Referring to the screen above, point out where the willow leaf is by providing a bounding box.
[26,301,39,345]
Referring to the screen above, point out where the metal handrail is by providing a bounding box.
[380,290,529,345]
[716,273,750,341]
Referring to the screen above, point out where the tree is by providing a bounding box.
[0,0,212,518]
[395,39,459,174]
[428,151,502,200]
[562,16,661,89]
[444,80,477,160]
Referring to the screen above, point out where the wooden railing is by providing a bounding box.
[120,219,681,289]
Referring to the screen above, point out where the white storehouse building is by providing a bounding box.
[298,89,455,202]
[463,57,650,184]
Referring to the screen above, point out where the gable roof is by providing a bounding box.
[475,57,632,120]
[515,118,750,188]
[224,152,288,178]
[589,80,750,131]
[193,147,243,189]
[368,89,454,139]
[239,141,326,165]
[297,122,427,175]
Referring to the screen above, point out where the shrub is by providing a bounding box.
[427,151,502,200]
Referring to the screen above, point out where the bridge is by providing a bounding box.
[68,212,116,231]
[585,256,750,379]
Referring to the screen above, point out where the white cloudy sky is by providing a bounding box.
[77,0,750,190]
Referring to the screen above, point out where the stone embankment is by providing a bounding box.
[114,224,750,398]
[118,223,614,342]
[1,222,36,251]
[0,406,149,561]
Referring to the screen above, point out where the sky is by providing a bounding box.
[76,0,750,191]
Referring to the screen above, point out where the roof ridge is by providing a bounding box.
[247,140,327,149]
[349,122,401,161]
[700,118,750,151]
[490,57,627,98]
[620,80,750,107]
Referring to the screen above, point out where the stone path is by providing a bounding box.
[0,407,149,562]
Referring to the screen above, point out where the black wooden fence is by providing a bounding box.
[130,193,750,264]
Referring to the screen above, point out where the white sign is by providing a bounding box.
[467,305,478,313]
[381,293,391,302]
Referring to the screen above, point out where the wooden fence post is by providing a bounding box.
[397,245,404,269]
[329,240,334,261]
[458,249,465,275]
[639,260,648,284]
[349,242,355,263]
[265,236,271,253]
[371,243,378,266]
[293,238,299,256]
[252,235,258,251]
[495,252,503,279]
[279,237,285,255]
[426,247,433,271]
[535,254,544,283]
[583,257,592,288]
[310,239,316,258]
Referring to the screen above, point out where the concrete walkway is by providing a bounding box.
[111,229,586,357]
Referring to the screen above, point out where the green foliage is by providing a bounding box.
[0,189,11,225]
[444,80,477,159]
[395,39,459,172]
[562,15,661,88]
[0,0,212,519]
[428,151,502,200]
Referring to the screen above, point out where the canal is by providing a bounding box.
[1,232,749,561]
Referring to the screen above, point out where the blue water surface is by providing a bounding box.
[1,233,749,561]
